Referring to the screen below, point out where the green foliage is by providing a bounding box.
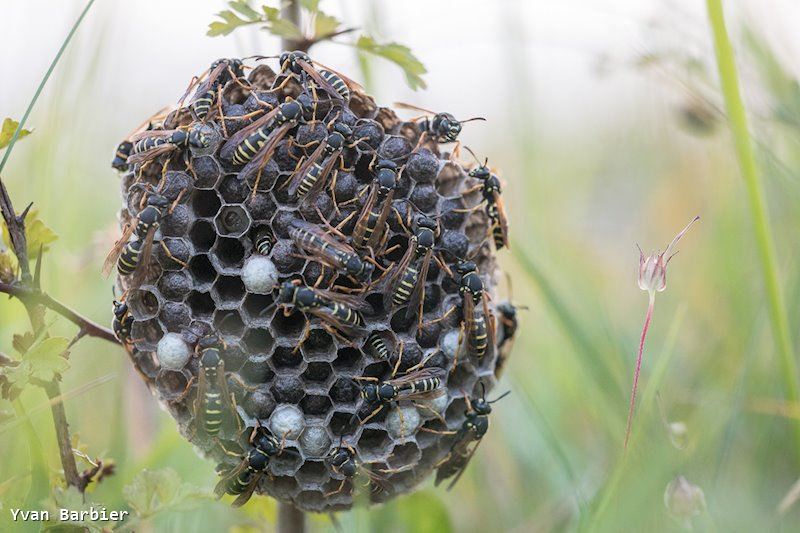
[43,486,108,532]
[354,36,427,90]
[207,1,301,39]
[1,207,58,262]
[206,1,428,90]
[122,468,207,518]
[0,336,70,391]
[0,118,32,150]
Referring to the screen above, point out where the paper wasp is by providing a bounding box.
[112,296,134,344]
[220,95,313,194]
[385,214,442,325]
[194,335,240,438]
[126,125,209,167]
[289,219,374,284]
[276,280,370,340]
[352,352,445,426]
[324,438,390,497]
[347,159,398,254]
[286,121,358,201]
[435,384,510,489]
[461,147,509,250]
[189,58,245,121]
[395,102,485,145]
[215,426,286,507]
[111,108,169,171]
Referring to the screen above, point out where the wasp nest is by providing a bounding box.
[110,53,516,512]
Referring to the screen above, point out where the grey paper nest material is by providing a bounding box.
[111,55,512,512]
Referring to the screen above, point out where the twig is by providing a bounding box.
[277,502,306,533]
[0,282,119,345]
[42,380,84,491]
[0,178,31,281]
[281,0,303,51]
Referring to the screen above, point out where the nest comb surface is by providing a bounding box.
[114,59,504,512]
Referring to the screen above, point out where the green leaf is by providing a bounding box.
[1,336,69,393]
[1,208,58,260]
[25,337,70,382]
[228,0,260,20]
[313,11,341,39]
[355,35,427,90]
[123,468,206,518]
[207,1,263,37]
[299,0,321,12]
[0,118,32,149]
[42,486,107,532]
[0,250,16,283]
[262,7,303,40]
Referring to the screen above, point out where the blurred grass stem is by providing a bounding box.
[706,0,800,449]
[624,291,655,450]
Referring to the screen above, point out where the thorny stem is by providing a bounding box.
[0,282,119,345]
[624,291,655,450]
[706,0,800,451]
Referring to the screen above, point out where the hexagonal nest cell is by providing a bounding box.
[110,53,515,512]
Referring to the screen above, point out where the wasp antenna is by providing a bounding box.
[463,145,481,166]
[461,116,486,124]
[489,390,512,404]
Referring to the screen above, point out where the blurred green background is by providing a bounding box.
[2,0,800,531]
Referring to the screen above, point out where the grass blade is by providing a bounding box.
[0,0,96,174]
[705,0,800,451]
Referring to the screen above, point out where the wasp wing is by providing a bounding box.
[219,105,281,159]
[231,472,265,508]
[310,287,372,313]
[394,102,436,115]
[404,249,431,324]
[127,227,156,290]
[285,141,328,196]
[384,237,417,312]
[366,189,394,252]
[238,123,293,185]
[491,190,510,249]
[102,222,136,278]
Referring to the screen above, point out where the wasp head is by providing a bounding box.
[277,281,298,304]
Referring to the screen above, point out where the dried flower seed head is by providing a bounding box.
[638,216,700,294]
[664,475,706,527]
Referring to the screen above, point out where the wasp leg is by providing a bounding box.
[324,478,347,498]
[159,241,188,268]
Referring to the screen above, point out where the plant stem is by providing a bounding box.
[277,502,306,533]
[706,0,800,447]
[0,282,119,345]
[277,3,307,531]
[42,380,84,491]
[624,291,655,450]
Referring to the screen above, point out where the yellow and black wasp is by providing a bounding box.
[102,186,184,288]
[276,280,370,341]
[434,384,510,489]
[258,51,347,104]
[352,360,445,426]
[111,108,169,172]
[346,159,398,255]
[193,335,240,438]
[126,124,210,168]
[286,121,357,201]
[395,102,485,155]
[324,437,390,497]
[385,214,442,325]
[461,147,510,250]
[253,227,275,255]
[112,295,134,345]
[215,426,286,507]
[364,331,390,360]
[318,68,365,102]
[289,219,374,284]
[455,261,495,363]
[220,95,313,194]
[188,58,245,121]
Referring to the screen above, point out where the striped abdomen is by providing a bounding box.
[320,70,349,101]
[392,265,419,307]
[255,230,274,255]
[353,210,380,249]
[232,127,271,166]
[202,367,224,436]
[330,302,364,328]
[400,377,441,394]
[192,88,217,120]
[118,239,143,276]
[365,332,389,360]
[133,137,168,154]
[467,314,489,358]
[297,161,325,198]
